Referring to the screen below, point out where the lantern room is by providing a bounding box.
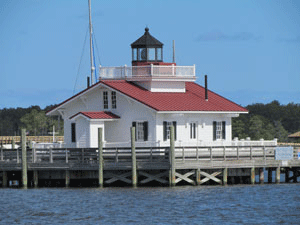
[131,27,166,66]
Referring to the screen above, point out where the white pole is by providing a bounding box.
[172,40,175,63]
[89,0,95,84]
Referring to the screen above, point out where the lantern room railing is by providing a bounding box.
[98,65,196,80]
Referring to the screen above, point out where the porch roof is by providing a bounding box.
[70,111,120,121]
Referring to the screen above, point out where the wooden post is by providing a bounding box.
[131,127,137,188]
[33,170,38,188]
[268,168,272,183]
[21,129,28,188]
[196,168,201,185]
[251,167,255,184]
[223,168,228,185]
[276,167,281,184]
[169,125,176,187]
[259,168,264,184]
[2,171,7,188]
[65,170,70,188]
[98,128,103,188]
[12,139,15,150]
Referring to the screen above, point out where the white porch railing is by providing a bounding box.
[98,65,196,80]
[103,138,278,148]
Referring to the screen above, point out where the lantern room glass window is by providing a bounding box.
[148,48,155,61]
[138,48,146,61]
[132,48,137,61]
[157,48,162,61]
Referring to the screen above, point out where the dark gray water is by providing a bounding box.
[0,184,299,224]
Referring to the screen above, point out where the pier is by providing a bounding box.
[0,128,299,188]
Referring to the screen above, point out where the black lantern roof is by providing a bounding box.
[131,27,163,48]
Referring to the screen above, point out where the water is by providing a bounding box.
[0,184,299,224]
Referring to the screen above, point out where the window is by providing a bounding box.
[213,121,226,141]
[163,121,177,141]
[132,48,137,61]
[157,48,162,61]
[190,122,197,139]
[71,123,76,143]
[148,48,155,60]
[111,91,117,109]
[103,91,108,109]
[132,121,148,141]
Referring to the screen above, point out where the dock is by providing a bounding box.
[0,128,299,188]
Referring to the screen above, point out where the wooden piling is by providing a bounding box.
[251,167,255,184]
[131,127,137,188]
[2,171,7,188]
[223,168,228,185]
[98,128,103,188]
[21,129,28,188]
[65,170,70,188]
[259,168,264,184]
[169,125,176,187]
[196,169,201,185]
[33,170,38,188]
[276,167,280,184]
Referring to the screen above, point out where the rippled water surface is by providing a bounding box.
[0,184,299,224]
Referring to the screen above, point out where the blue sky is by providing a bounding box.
[0,0,299,109]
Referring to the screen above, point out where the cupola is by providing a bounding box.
[131,27,164,66]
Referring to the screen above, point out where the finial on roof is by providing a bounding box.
[145,27,149,33]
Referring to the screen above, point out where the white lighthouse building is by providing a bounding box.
[47,28,249,148]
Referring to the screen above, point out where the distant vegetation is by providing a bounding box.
[232,100,300,142]
[0,101,299,142]
[0,105,63,136]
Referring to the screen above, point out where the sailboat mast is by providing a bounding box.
[88,0,95,84]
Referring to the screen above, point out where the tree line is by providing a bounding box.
[232,100,300,142]
[0,105,63,136]
[0,101,299,142]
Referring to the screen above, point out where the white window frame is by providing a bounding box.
[190,122,197,139]
[136,122,145,142]
[103,91,108,109]
[216,121,222,140]
[111,91,117,109]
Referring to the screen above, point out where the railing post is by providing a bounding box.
[131,127,137,188]
[169,125,176,187]
[1,146,3,161]
[193,64,196,76]
[21,129,28,188]
[172,64,175,76]
[182,147,185,162]
[210,147,213,161]
[196,147,199,161]
[150,147,153,162]
[50,149,53,163]
[223,146,226,160]
[66,149,69,163]
[124,64,127,78]
[98,128,103,188]
[250,146,253,160]
[32,148,36,163]
[17,148,20,164]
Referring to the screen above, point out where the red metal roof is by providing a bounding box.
[100,80,248,112]
[70,111,120,120]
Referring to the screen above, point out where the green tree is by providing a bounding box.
[20,109,48,136]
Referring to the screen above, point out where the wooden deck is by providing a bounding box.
[0,145,299,187]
